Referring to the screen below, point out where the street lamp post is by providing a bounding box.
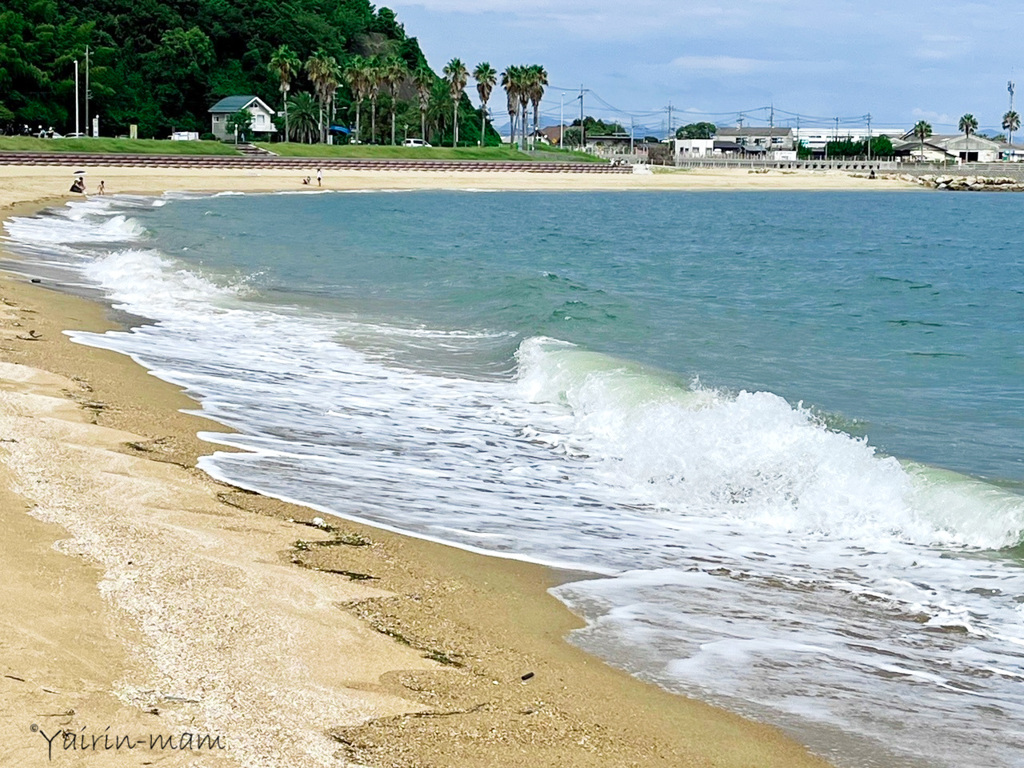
[74,60,80,136]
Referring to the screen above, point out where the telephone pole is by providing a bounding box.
[666,101,673,140]
[866,113,872,161]
[85,45,90,137]
[74,60,80,136]
[1010,81,1017,148]
[579,85,585,151]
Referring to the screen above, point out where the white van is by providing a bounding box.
[402,138,431,147]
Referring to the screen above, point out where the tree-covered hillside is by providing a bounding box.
[0,0,430,138]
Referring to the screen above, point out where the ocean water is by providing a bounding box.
[5,189,1024,767]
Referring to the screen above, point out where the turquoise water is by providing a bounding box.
[6,190,1024,768]
[141,190,1024,482]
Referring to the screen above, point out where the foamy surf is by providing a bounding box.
[6,192,1024,768]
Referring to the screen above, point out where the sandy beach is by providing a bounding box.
[0,163,843,768]
[0,162,914,211]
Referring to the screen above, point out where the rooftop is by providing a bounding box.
[209,95,274,114]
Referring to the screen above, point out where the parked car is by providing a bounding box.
[403,138,431,147]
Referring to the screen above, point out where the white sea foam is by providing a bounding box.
[81,248,239,314]
[10,195,1024,768]
[515,336,1024,550]
[4,210,145,245]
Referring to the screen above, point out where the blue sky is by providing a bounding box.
[385,0,1024,137]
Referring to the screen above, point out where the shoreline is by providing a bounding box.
[0,171,836,767]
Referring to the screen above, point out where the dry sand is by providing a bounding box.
[0,164,839,767]
[0,162,914,210]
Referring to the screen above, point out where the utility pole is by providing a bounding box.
[85,45,90,137]
[666,101,673,141]
[74,60,80,136]
[630,116,634,155]
[560,93,564,147]
[769,103,774,157]
[579,85,585,151]
[1010,81,1017,148]
[867,113,872,161]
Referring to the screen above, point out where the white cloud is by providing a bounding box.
[670,55,766,74]
[912,107,954,126]
[388,0,773,41]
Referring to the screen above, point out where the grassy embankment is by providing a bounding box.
[0,136,242,154]
[257,143,606,162]
[0,136,607,163]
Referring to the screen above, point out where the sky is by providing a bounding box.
[384,0,1024,138]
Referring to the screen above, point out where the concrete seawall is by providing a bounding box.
[0,152,631,174]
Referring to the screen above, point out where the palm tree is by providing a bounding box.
[501,65,521,147]
[413,68,433,142]
[367,58,383,144]
[268,45,300,143]
[286,92,319,144]
[443,58,469,147]
[382,58,406,146]
[305,51,339,143]
[426,78,452,142]
[517,68,530,151]
[958,113,978,162]
[473,62,496,147]
[527,64,548,150]
[344,56,369,144]
[325,58,341,142]
[1002,110,1020,149]
[912,120,932,161]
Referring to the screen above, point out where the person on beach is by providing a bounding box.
[69,176,85,194]
[98,180,105,195]
[317,168,323,187]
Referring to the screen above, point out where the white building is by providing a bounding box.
[208,96,277,141]
[794,127,904,152]
[672,138,715,158]
[896,132,1002,163]
[716,127,795,151]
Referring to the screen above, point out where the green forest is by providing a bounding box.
[0,0,500,145]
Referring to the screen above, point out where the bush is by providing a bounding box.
[200,132,217,141]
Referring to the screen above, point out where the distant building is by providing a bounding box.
[997,143,1024,162]
[672,138,715,158]
[896,132,1002,163]
[208,96,277,141]
[891,138,956,162]
[534,125,567,146]
[795,127,904,153]
[583,133,637,154]
[716,127,795,152]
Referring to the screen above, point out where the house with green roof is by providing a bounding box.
[208,96,277,141]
